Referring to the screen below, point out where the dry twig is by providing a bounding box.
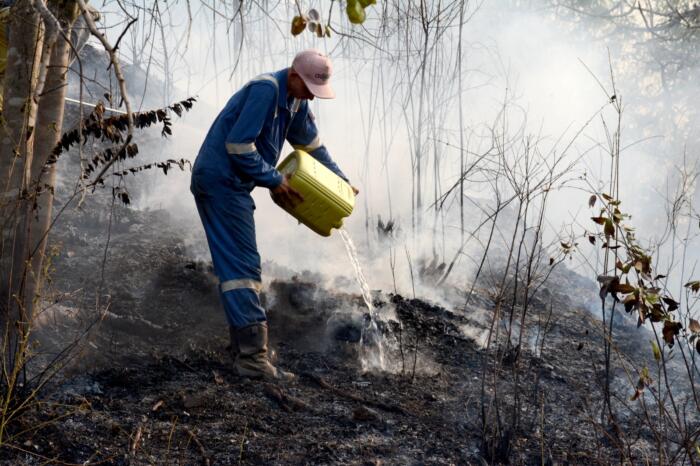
[185,427,211,466]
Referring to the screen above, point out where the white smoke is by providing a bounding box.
[95,1,698,327]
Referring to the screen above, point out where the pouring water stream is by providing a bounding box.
[338,228,385,371]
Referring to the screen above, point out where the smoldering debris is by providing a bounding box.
[3,194,683,465]
[14,254,674,464]
[18,181,685,465]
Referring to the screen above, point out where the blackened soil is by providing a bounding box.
[0,199,670,465]
[2,274,665,465]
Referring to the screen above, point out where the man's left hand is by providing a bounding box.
[271,174,304,209]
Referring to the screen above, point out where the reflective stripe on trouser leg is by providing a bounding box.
[221,278,263,293]
[219,278,265,329]
[192,178,266,328]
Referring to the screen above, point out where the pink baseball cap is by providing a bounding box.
[292,49,335,99]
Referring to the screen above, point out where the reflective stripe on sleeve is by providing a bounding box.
[226,73,279,156]
[220,278,263,294]
[250,74,279,119]
[251,74,278,87]
[226,142,257,155]
[292,135,322,152]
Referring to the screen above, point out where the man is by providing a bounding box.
[191,49,354,380]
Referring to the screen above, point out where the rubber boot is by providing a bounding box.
[227,326,239,360]
[233,322,295,381]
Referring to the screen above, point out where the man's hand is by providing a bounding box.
[271,174,304,209]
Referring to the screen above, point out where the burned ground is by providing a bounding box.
[0,113,676,464]
[0,197,673,465]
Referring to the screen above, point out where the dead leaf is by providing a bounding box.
[263,383,308,412]
[684,280,700,293]
[291,15,307,35]
[352,405,380,422]
[151,400,164,412]
[662,320,682,347]
[611,282,635,294]
[588,194,597,208]
[630,367,652,401]
[307,8,321,21]
[597,275,619,300]
[689,318,700,334]
[604,218,615,238]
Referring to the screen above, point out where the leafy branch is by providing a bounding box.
[591,194,699,348]
[45,97,196,188]
[290,0,378,36]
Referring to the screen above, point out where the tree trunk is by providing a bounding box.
[24,0,80,316]
[0,0,44,365]
[457,0,465,244]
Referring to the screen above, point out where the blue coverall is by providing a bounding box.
[191,68,348,328]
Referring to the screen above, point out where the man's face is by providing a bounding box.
[288,69,315,101]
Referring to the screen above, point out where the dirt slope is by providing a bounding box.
[1,199,664,465]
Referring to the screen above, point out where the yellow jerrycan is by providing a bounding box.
[275,150,355,236]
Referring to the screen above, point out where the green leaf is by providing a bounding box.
[346,0,367,24]
[650,340,661,361]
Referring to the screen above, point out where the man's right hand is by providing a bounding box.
[271,174,304,209]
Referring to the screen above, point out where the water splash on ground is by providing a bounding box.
[338,228,385,371]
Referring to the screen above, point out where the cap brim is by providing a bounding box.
[305,80,335,99]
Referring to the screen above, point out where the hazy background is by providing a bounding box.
[84,0,699,309]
